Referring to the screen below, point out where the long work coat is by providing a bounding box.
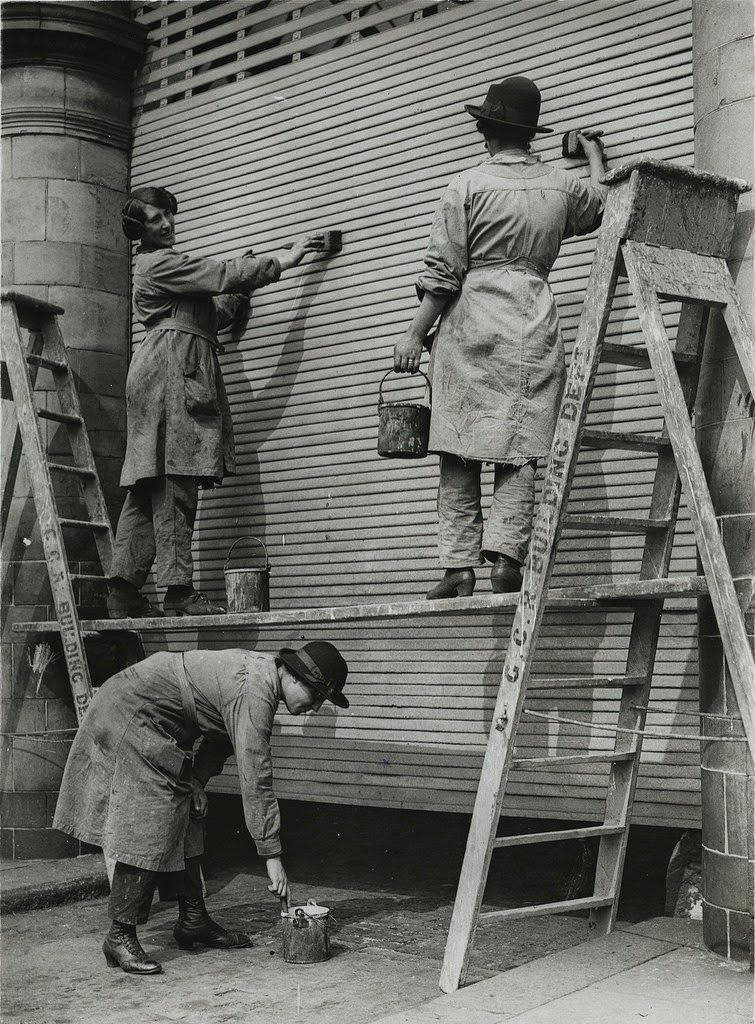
[53,650,283,871]
[120,249,282,488]
[419,153,607,464]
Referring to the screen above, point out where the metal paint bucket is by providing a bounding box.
[281,900,331,964]
[377,369,432,459]
[223,536,270,612]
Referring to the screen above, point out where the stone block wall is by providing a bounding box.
[692,0,755,964]
[1,2,146,859]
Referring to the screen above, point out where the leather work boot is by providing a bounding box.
[490,555,523,594]
[426,568,476,600]
[163,587,226,616]
[107,580,164,619]
[102,923,163,974]
[173,858,252,950]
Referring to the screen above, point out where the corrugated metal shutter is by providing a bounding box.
[130,0,700,827]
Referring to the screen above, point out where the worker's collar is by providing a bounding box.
[485,151,540,166]
[136,243,177,254]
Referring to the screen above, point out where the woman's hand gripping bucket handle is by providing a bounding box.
[378,368,432,410]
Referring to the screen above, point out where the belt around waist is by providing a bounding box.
[468,258,548,281]
[147,318,223,352]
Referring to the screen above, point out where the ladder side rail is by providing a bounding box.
[623,241,755,762]
[718,275,755,402]
[2,331,44,573]
[0,303,93,721]
[439,233,624,995]
[42,318,115,575]
[590,302,710,934]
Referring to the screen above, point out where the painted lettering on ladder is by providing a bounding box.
[57,598,89,717]
[503,358,587,678]
[39,524,90,718]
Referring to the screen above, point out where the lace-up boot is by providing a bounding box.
[102,922,162,974]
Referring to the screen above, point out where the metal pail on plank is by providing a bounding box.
[223,536,270,612]
[281,900,331,963]
[377,369,431,459]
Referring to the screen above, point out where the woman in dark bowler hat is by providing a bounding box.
[395,76,607,598]
[53,640,349,975]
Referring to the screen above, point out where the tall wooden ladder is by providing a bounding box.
[1,290,116,722]
[440,160,755,994]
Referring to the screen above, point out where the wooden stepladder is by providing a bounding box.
[440,160,755,994]
[1,291,116,722]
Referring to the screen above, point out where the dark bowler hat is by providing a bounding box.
[278,641,349,708]
[464,76,553,135]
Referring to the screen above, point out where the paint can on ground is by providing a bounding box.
[281,900,331,963]
[223,536,270,612]
[377,369,431,459]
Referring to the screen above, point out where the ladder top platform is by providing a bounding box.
[1,290,65,317]
[13,575,709,634]
[602,158,751,194]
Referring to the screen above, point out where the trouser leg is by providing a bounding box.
[482,461,537,565]
[110,482,156,588]
[151,476,199,587]
[158,817,205,900]
[184,816,206,861]
[179,856,205,903]
[437,453,484,568]
[108,861,158,926]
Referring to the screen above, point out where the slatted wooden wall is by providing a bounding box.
[130,0,701,826]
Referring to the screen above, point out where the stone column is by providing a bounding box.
[0,2,146,859]
[692,0,754,963]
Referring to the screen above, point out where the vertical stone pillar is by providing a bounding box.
[0,2,146,859]
[692,0,754,963]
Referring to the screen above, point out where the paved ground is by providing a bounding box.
[0,862,599,1024]
[373,919,754,1024]
[2,861,752,1024]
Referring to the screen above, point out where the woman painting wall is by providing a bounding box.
[394,76,608,599]
[109,186,325,618]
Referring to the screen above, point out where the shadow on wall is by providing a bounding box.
[194,261,333,650]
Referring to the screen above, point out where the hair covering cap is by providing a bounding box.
[121,186,178,240]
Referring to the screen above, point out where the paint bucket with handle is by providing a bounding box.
[223,536,270,612]
[280,897,331,964]
[377,369,432,459]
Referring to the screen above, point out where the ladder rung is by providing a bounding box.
[581,428,671,453]
[70,573,107,582]
[531,674,646,690]
[48,462,96,478]
[557,575,708,604]
[26,354,68,373]
[511,752,635,768]
[479,895,614,923]
[493,825,624,849]
[37,408,82,426]
[601,341,697,368]
[563,513,670,534]
[58,517,110,531]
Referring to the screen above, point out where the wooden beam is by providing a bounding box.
[11,575,710,634]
